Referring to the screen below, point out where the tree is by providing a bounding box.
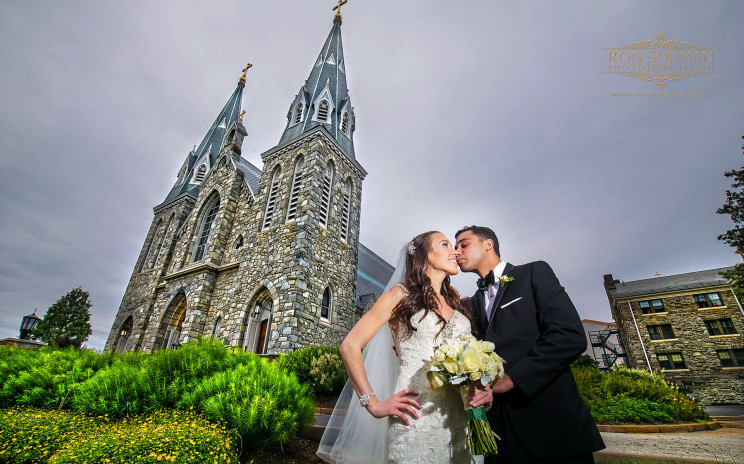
[31,287,92,348]
[717,136,744,300]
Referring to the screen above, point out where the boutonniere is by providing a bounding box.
[498,275,514,286]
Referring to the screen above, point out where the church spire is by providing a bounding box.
[160,68,248,206]
[279,11,355,158]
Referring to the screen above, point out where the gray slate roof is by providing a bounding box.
[278,16,355,158]
[355,243,394,305]
[161,82,244,206]
[232,155,262,196]
[608,266,735,299]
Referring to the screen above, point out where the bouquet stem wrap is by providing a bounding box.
[459,386,499,456]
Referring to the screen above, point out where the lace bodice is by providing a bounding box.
[386,306,482,464]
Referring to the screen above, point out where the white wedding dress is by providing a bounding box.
[387,306,483,464]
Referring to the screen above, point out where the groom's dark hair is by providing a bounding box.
[455,225,500,257]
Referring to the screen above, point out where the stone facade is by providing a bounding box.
[604,268,744,404]
[106,125,367,354]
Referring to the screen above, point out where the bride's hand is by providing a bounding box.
[366,389,422,425]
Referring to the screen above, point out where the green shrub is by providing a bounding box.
[309,351,347,396]
[276,345,344,394]
[73,337,251,418]
[0,407,239,464]
[572,365,709,424]
[181,356,315,452]
[0,347,115,409]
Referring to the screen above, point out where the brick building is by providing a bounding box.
[105,13,393,354]
[604,267,744,404]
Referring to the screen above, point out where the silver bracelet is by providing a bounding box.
[359,392,375,408]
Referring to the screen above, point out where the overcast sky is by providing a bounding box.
[1,1,742,350]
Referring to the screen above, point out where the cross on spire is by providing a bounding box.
[332,0,347,20]
[239,63,252,83]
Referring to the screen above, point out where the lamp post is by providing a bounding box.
[19,310,42,340]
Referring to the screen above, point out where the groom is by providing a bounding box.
[455,226,604,464]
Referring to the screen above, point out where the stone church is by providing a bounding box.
[105,13,393,354]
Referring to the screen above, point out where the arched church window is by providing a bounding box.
[341,112,349,135]
[140,219,162,272]
[151,214,174,269]
[321,286,332,321]
[286,157,304,222]
[162,294,187,349]
[319,161,334,227]
[317,100,329,122]
[194,164,208,183]
[340,179,352,243]
[233,235,244,249]
[293,103,304,125]
[192,195,220,262]
[212,316,222,338]
[115,316,133,353]
[262,166,281,230]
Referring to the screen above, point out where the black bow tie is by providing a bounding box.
[477,270,496,292]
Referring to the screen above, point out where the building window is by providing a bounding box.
[140,219,162,272]
[320,161,334,227]
[151,214,174,268]
[233,235,244,249]
[717,349,744,367]
[193,196,220,262]
[694,292,723,308]
[293,103,304,125]
[194,164,208,183]
[212,316,222,337]
[648,324,675,340]
[341,112,349,135]
[321,287,331,321]
[262,167,281,230]
[639,299,665,314]
[657,352,686,370]
[286,157,304,222]
[705,318,737,336]
[340,179,352,243]
[317,100,330,122]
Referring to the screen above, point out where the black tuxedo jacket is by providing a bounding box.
[471,261,604,460]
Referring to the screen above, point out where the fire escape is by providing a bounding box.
[589,326,627,371]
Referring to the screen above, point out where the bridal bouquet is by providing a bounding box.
[427,334,505,456]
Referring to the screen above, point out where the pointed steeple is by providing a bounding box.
[279,15,355,158]
[161,71,246,205]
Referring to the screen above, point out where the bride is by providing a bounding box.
[317,231,490,464]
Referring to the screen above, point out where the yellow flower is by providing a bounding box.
[443,358,462,374]
[469,371,483,381]
[461,349,481,373]
[427,371,447,389]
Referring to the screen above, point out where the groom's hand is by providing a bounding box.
[490,374,515,394]
[468,381,493,411]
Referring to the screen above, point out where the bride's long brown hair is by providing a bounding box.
[391,231,474,337]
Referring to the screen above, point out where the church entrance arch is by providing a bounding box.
[159,293,187,349]
[114,316,133,353]
[241,290,273,354]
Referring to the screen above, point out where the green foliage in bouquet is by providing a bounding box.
[572,365,709,424]
[277,345,347,395]
[0,407,239,464]
[180,357,315,452]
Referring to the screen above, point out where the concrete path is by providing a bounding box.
[597,427,744,463]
